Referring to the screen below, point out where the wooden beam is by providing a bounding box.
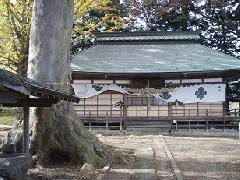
[0,92,26,104]
[72,70,228,79]
[0,95,18,104]
[1,98,59,107]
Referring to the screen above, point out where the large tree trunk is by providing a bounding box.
[27,0,106,165]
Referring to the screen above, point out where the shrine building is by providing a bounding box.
[71,31,240,131]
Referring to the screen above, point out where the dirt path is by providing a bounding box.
[98,135,176,180]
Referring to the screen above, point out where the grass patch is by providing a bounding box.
[0,115,14,126]
[0,107,21,126]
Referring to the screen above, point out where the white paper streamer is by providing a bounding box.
[72,84,129,98]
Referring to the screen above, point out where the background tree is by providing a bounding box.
[200,0,240,58]
[128,0,239,58]
[228,81,240,102]
[72,0,128,54]
[128,0,200,31]
[0,0,31,74]
[0,0,128,66]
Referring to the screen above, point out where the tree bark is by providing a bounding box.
[27,0,105,165]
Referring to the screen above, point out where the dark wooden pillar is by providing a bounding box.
[23,106,30,153]
[110,93,112,117]
[225,82,230,115]
[197,102,199,116]
[168,103,173,117]
[120,110,123,131]
[123,95,128,130]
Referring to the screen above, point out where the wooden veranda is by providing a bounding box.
[74,95,240,131]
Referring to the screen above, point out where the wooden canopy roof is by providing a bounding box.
[0,69,80,107]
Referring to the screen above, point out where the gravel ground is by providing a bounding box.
[164,136,240,180]
[30,164,98,180]
[1,128,240,179]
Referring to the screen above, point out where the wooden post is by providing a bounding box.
[147,79,150,110]
[110,93,112,117]
[89,122,92,131]
[120,121,123,131]
[147,101,149,117]
[106,122,109,130]
[223,119,226,132]
[188,121,191,132]
[168,104,172,117]
[97,95,99,117]
[89,110,92,131]
[106,111,109,130]
[23,106,29,153]
[120,108,123,131]
[83,99,86,117]
[223,102,226,116]
[206,119,208,132]
[197,102,199,116]
[123,95,127,131]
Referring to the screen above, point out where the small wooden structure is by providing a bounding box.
[0,69,79,152]
[71,31,240,130]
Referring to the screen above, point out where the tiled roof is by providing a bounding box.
[71,32,240,74]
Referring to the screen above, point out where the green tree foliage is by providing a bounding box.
[228,81,240,102]
[72,0,129,54]
[0,0,31,74]
[200,0,240,58]
[128,0,201,31]
[128,0,239,58]
[74,0,127,32]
